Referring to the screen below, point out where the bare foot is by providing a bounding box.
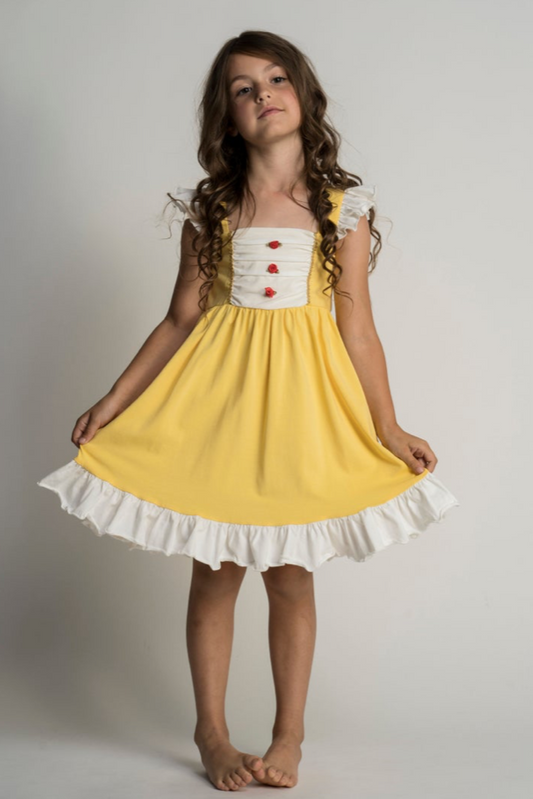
[195,732,265,791]
[250,734,302,788]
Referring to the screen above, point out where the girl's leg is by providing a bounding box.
[188,558,265,791]
[250,564,316,788]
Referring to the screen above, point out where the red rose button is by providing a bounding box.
[267,263,279,273]
[268,240,281,249]
[264,287,277,297]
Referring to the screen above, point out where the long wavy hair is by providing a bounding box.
[160,30,382,322]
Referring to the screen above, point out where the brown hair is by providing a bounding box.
[160,30,382,319]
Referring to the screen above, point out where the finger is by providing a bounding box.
[75,417,94,445]
[404,451,426,474]
[71,422,88,446]
[413,445,437,472]
[78,424,98,444]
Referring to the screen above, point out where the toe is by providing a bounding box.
[244,754,263,771]
[236,767,253,784]
[268,765,282,782]
[251,766,266,780]
[231,771,246,787]
[246,755,265,778]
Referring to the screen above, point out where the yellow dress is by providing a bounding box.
[37,184,459,571]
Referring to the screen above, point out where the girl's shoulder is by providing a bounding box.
[169,183,377,238]
[168,186,202,231]
[333,183,378,239]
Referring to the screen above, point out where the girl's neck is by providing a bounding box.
[225,186,318,233]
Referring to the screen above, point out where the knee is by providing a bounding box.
[261,564,314,600]
[191,558,247,597]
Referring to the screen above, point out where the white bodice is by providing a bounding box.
[229,227,317,309]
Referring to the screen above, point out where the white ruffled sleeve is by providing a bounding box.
[336,184,377,239]
[169,186,202,232]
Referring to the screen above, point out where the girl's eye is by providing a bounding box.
[236,76,287,97]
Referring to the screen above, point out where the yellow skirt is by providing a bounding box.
[38,303,459,571]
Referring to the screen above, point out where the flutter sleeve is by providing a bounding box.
[336,184,377,239]
[168,186,203,232]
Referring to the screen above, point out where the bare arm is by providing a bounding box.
[104,219,205,412]
[107,219,205,411]
[72,219,207,446]
[333,218,436,474]
[334,217,399,439]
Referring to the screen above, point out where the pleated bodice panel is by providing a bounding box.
[206,227,332,312]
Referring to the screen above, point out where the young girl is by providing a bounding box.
[38,30,459,792]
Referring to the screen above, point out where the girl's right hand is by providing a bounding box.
[71,393,127,448]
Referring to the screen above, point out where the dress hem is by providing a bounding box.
[37,460,459,572]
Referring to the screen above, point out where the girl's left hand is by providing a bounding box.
[377,425,437,475]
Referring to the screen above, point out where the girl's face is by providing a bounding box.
[226,53,302,144]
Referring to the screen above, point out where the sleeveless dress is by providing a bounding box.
[37,184,459,571]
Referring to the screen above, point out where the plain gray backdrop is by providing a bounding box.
[1,0,530,796]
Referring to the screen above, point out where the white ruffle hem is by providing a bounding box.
[37,461,459,572]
